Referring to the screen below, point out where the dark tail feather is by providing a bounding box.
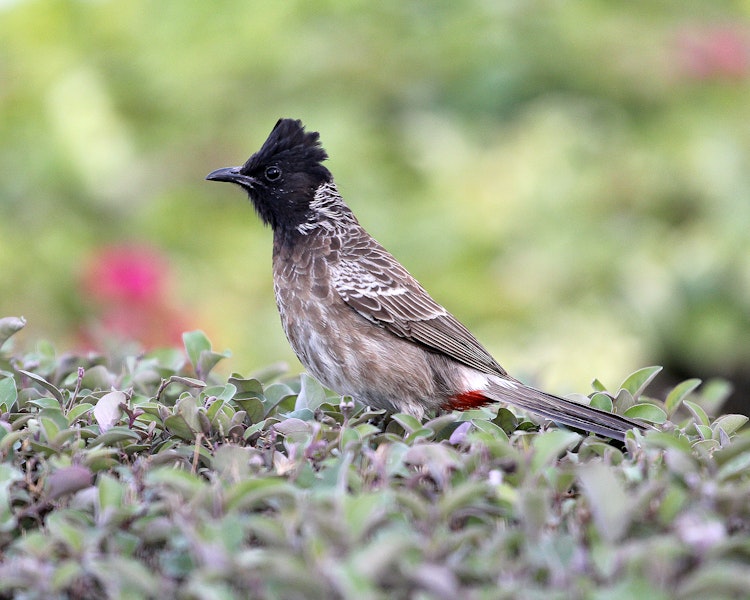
[486,381,650,442]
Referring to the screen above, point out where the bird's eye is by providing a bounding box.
[265,166,282,181]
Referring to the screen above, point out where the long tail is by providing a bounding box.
[458,381,650,442]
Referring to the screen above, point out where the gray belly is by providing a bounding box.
[274,280,456,417]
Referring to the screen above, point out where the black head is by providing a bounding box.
[206,119,332,230]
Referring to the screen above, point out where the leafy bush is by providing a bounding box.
[0,317,748,599]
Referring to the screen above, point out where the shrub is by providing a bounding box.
[0,317,748,599]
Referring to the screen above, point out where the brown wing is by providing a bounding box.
[330,231,508,377]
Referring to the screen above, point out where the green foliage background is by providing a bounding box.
[2,1,750,398]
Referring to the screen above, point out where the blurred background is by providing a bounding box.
[2,1,749,411]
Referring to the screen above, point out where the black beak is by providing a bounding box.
[205,166,256,187]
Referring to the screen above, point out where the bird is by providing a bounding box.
[206,118,648,441]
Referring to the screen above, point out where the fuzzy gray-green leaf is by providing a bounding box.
[618,366,662,400]
[664,378,702,416]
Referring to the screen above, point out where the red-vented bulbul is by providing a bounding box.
[206,118,647,441]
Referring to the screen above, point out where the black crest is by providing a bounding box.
[241,119,329,178]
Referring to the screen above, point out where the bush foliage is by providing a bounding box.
[1,317,748,599]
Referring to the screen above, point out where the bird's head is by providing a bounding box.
[206,119,334,231]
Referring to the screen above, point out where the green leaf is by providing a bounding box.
[693,438,720,453]
[164,414,197,441]
[262,383,296,415]
[67,403,94,424]
[183,330,211,370]
[52,428,83,447]
[295,373,327,411]
[711,414,748,438]
[46,466,92,500]
[717,451,750,481]
[212,445,253,483]
[82,447,119,471]
[175,394,202,431]
[175,443,213,468]
[353,423,381,440]
[143,347,186,371]
[0,316,26,349]
[166,375,206,389]
[50,560,85,591]
[471,419,508,439]
[91,427,141,447]
[438,481,490,518]
[205,396,227,420]
[493,407,519,433]
[713,430,750,466]
[657,485,688,524]
[235,397,265,424]
[273,417,311,441]
[225,478,296,511]
[613,388,635,413]
[590,378,607,392]
[182,330,231,379]
[39,407,68,443]
[577,462,630,543]
[643,431,693,454]
[423,414,458,436]
[41,407,68,428]
[530,430,581,472]
[664,378,702,416]
[0,377,17,409]
[0,430,27,453]
[243,420,269,440]
[80,365,116,391]
[197,348,231,380]
[146,467,207,497]
[27,397,64,410]
[391,413,423,434]
[589,392,613,412]
[283,408,315,422]
[215,383,237,402]
[39,416,61,443]
[46,512,85,554]
[684,400,710,427]
[17,370,64,404]
[623,403,667,423]
[343,492,390,541]
[228,375,265,398]
[618,366,662,400]
[404,428,434,444]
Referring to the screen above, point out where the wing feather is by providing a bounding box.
[331,232,507,377]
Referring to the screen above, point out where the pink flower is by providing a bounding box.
[84,245,167,304]
[78,244,191,349]
[675,24,750,81]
